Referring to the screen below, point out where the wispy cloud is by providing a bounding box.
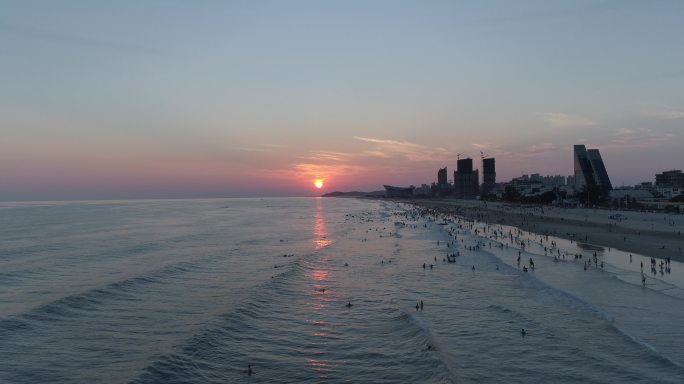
[615,128,637,136]
[638,103,684,119]
[471,143,495,150]
[603,127,677,149]
[353,136,452,162]
[353,136,425,155]
[292,162,365,178]
[526,142,558,154]
[301,150,354,162]
[614,127,654,138]
[363,150,391,158]
[537,112,597,128]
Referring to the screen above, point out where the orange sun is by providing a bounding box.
[314,179,324,189]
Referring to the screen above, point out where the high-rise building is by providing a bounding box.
[437,167,448,187]
[574,145,593,190]
[481,158,496,196]
[587,149,612,190]
[573,145,612,190]
[455,158,479,199]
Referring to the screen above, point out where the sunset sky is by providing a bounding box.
[2,0,683,200]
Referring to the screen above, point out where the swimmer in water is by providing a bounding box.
[346,301,352,308]
[248,364,253,376]
[521,329,526,337]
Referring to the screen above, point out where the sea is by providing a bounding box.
[1,197,684,383]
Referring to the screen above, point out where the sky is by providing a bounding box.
[1,0,683,200]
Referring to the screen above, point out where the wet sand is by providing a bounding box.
[407,199,684,262]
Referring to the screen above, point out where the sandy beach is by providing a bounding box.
[408,199,684,262]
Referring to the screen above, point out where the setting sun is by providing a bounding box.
[314,179,324,189]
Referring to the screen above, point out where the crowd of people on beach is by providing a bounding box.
[391,202,681,294]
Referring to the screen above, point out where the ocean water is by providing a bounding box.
[1,197,683,383]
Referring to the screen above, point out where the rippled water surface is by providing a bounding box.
[1,198,683,383]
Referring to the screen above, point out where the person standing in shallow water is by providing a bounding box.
[420,300,424,310]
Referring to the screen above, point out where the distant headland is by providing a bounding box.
[321,191,384,198]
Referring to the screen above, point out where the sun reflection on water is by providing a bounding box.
[307,358,333,377]
[305,198,340,378]
[310,270,328,281]
[313,198,332,250]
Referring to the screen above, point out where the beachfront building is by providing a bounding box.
[383,185,414,198]
[654,170,684,200]
[503,174,572,203]
[573,145,613,191]
[507,176,544,196]
[413,184,431,196]
[609,188,655,208]
[654,186,683,200]
[454,158,479,199]
[538,174,566,187]
[655,170,684,188]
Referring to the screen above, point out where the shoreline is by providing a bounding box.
[402,198,684,262]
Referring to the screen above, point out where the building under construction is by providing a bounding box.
[454,158,479,199]
[481,157,496,196]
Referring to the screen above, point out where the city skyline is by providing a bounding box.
[2,1,683,201]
